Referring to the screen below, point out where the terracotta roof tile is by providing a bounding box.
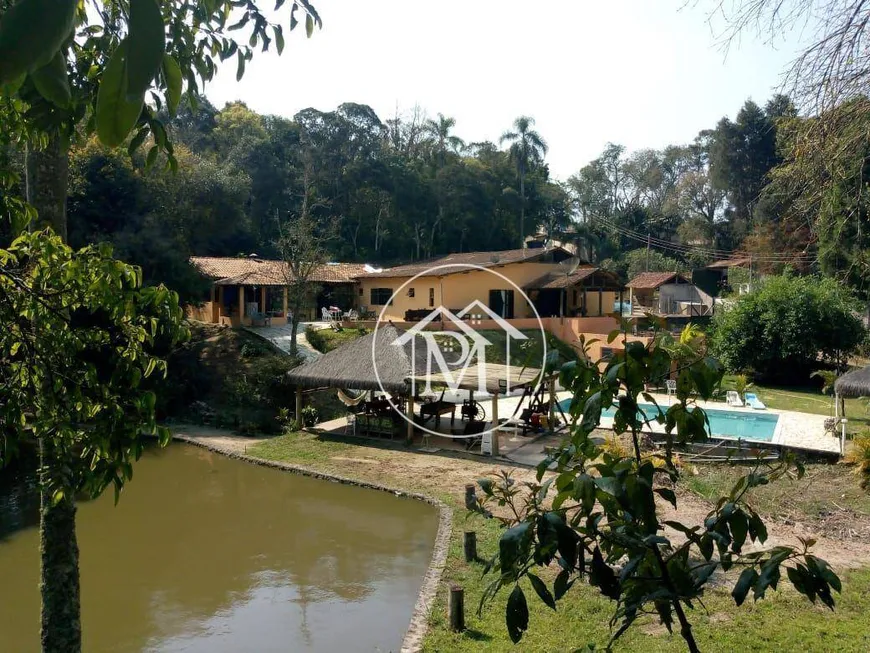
[360,247,575,279]
[626,271,687,289]
[190,257,367,285]
[524,267,599,290]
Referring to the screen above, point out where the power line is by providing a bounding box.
[588,215,816,263]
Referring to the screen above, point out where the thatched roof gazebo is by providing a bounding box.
[834,366,870,398]
[287,324,424,395]
[286,322,546,453]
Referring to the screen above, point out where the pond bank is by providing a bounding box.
[172,425,870,652]
[171,427,453,653]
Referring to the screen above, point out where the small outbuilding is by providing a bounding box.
[626,271,713,317]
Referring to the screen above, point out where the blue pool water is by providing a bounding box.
[558,400,779,442]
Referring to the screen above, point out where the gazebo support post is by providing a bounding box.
[548,376,556,433]
[491,393,500,457]
[295,387,302,428]
[406,394,415,444]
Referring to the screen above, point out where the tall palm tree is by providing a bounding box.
[425,113,464,167]
[500,116,548,248]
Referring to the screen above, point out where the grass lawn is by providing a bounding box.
[720,375,870,435]
[305,325,370,353]
[249,432,870,652]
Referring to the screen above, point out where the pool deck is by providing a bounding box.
[312,390,842,466]
[597,393,841,455]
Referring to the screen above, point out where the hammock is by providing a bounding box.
[337,388,367,407]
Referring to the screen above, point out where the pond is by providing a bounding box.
[0,444,439,652]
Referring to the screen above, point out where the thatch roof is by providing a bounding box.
[287,324,417,394]
[834,366,870,398]
[287,323,544,395]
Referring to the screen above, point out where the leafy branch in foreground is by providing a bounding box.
[472,325,840,652]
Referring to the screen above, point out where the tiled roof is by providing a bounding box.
[524,267,599,290]
[626,271,687,289]
[706,257,751,269]
[360,247,574,279]
[190,257,368,285]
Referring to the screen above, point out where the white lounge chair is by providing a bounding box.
[744,392,766,410]
[726,391,744,407]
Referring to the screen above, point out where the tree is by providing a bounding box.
[424,113,464,166]
[275,160,335,355]
[710,274,865,381]
[474,326,841,651]
[0,1,322,649]
[0,230,186,651]
[500,116,548,247]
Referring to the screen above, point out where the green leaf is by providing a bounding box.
[732,568,757,606]
[0,0,76,84]
[505,585,529,644]
[554,569,572,600]
[127,0,165,97]
[589,547,620,600]
[128,127,150,157]
[748,510,768,544]
[30,51,70,107]
[145,145,159,169]
[729,509,749,552]
[305,13,314,37]
[162,54,182,115]
[655,487,677,508]
[273,25,285,54]
[528,573,556,610]
[236,50,246,81]
[499,522,530,574]
[96,41,145,148]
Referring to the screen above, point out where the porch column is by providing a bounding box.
[407,394,415,443]
[598,288,603,316]
[239,286,245,322]
[491,393,500,456]
[261,286,267,313]
[282,287,288,321]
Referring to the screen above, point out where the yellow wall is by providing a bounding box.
[359,261,567,321]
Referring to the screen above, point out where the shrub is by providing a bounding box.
[710,274,865,382]
[305,326,328,353]
[300,405,319,427]
[847,434,870,491]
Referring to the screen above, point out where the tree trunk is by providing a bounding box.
[519,171,525,249]
[39,440,81,653]
[290,313,299,355]
[28,132,80,653]
[26,134,69,241]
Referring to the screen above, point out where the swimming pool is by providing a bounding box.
[557,400,779,442]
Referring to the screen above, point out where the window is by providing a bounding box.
[370,288,392,305]
[429,288,435,307]
[359,288,363,296]
[488,289,515,319]
[408,287,415,298]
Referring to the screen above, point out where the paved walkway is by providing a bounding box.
[244,321,329,361]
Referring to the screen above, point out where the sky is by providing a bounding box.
[206,0,813,180]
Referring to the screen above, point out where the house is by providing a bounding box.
[626,271,713,317]
[188,256,368,327]
[692,257,752,298]
[356,247,626,322]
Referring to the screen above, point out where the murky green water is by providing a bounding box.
[0,444,438,652]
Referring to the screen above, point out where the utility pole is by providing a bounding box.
[646,232,651,271]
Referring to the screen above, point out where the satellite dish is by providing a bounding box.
[559,257,581,276]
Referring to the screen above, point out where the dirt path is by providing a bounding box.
[170,425,870,568]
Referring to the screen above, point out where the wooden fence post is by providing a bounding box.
[464,484,477,511]
[448,584,465,632]
[463,531,477,563]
